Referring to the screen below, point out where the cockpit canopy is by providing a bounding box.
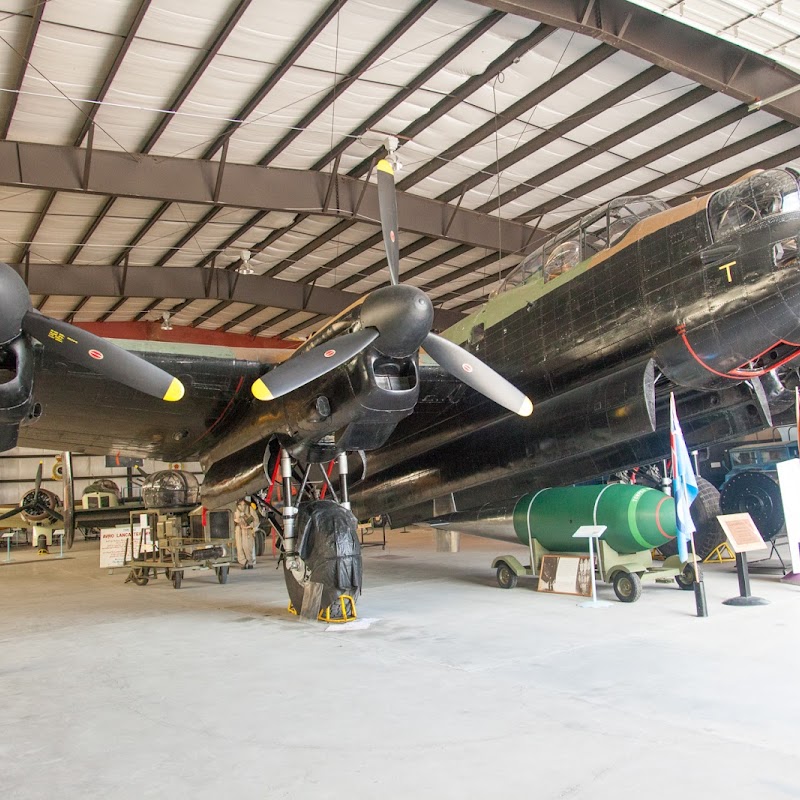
[708,168,800,241]
[499,195,669,294]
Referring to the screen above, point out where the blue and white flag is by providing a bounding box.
[670,393,699,562]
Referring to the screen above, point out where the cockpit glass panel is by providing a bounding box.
[497,194,669,296]
[544,240,580,282]
[709,169,800,240]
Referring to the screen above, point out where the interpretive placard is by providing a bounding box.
[717,513,767,554]
[99,527,132,568]
[537,554,592,597]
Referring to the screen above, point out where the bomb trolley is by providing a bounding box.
[124,506,234,589]
[426,484,697,603]
[493,539,695,603]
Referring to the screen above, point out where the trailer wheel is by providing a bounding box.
[675,563,697,590]
[612,571,642,603]
[171,570,182,589]
[496,562,518,590]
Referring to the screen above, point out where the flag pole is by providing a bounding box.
[670,392,708,617]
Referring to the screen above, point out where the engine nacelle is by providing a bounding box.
[280,347,420,463]
[0,337,35,450]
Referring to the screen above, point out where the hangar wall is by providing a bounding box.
[0,447,202,506]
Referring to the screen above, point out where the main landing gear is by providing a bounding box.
[275,450,362,622]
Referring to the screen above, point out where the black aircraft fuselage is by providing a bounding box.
[12,168,800,524]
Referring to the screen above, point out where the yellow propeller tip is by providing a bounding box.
[251,378,273,401]
[518,397,533,417]
[377,159,394,176]
[163,378,185,402]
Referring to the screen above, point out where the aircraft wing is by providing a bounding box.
[18,343,266,462]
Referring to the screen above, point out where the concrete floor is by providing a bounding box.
[1,529,798,800]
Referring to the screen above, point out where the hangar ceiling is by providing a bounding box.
[2,0,800,342]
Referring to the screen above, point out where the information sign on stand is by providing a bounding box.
[99,524,151,569]
[717,513,769,606]
[572,525,610,608]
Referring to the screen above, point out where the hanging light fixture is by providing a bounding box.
[237,249,255,275]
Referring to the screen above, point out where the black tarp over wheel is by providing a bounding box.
[283,500,362,617]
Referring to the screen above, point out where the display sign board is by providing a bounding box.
[99,527,132,568]
[537,554,592,597]
[776,458,800,576]
[717,513,767,553]
[572,525,607,539]
[99,524,152,568]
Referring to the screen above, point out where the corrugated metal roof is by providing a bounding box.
[1,0,800,339]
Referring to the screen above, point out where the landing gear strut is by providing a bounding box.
[276,450,362,621]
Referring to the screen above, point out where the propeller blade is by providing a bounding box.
[44,506,64,522]
[377,159,400,286]
[21,310,184,402]
[0,505,25,521]
[252,329,380,401]
[33,461,42,496]
[423,332,533,417]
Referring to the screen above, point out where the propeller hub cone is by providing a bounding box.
[0,264,32,345]
[360,285,434,358]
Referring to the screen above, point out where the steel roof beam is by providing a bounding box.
[133,298,163,322]
[400,43,632,193]
[0,1,46,139]
[551,119,796,232]
[139,0,252,154]
[348,23,556,179]
[7,261,464,328]
[0,142,536,254]
[219,304,262,333]
[301,231,383,284]
[190,298,233,327]
[194,210,269,269]
[97,296,129,322]
[306,21,551,279]
[280,314,328,339]
[519,106,795,223]
[65,296,91,324]
[435,61,665,204]
[334,238,434,290]
[128,0,342,274]
[219,214,309,273]
[72,0,153,146]
[71,0,251,267]
[311,10,506,172]
[153,206,221,267]
[495,83,714,218]
[513,103,753,222]
[248,309,299,337]
[202,0,347,161]
[110,201,170,266]
[258,0,436,167]
[468,0,800,126]
[264,218,355,277]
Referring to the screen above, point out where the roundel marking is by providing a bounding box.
[462,363,473,373]
[390,231,396,242]
[324,349,336,358]
[88,349,104,360]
